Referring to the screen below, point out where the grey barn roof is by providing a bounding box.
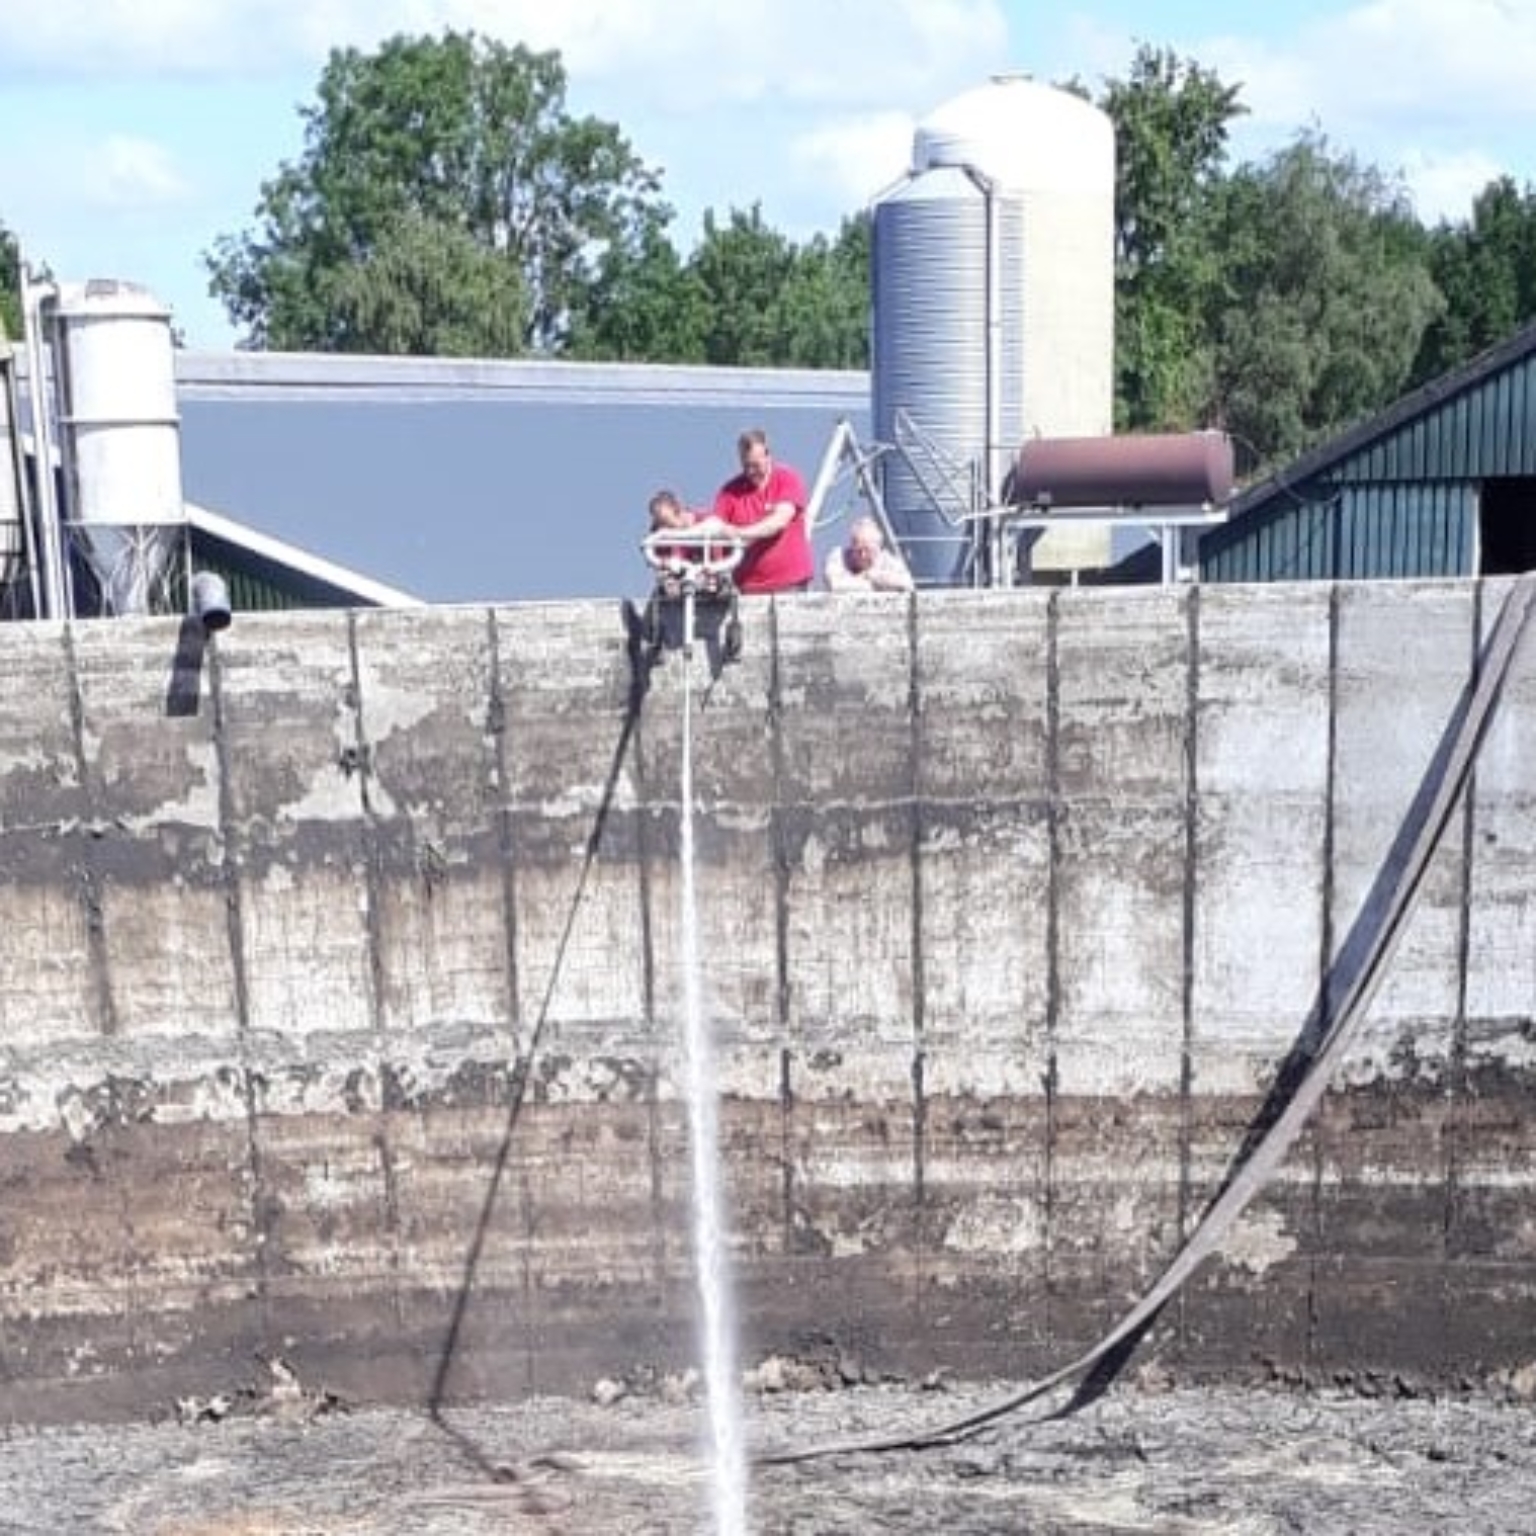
[174,352,871,606]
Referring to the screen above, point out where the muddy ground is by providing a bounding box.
[1,1369,1533,1534]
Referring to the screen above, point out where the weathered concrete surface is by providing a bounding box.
[4,1378,1536,1534]
[0,579,1531,1423]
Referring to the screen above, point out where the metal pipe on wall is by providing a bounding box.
[21,271,70,621]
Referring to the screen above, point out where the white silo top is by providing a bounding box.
[53,277,172,321]
[913,74,1113,194]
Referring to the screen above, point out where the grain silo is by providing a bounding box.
[50,279,185,615]
[871,74,1115,583]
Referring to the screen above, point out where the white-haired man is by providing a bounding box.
[824,514,914,593]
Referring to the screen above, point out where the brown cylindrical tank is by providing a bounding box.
[1010,431,1235,509]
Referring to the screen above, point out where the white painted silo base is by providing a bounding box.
[1031,525,1112,573]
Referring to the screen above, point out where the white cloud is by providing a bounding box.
[791,112,917,214]
[1183,2,1534,140]
[1397,147,1511,225]
[1048,4,1536,226]
[1311,0,1536,121]
[0,133,191,240]
[0,0,1009,97]
[0,1,675,75]
[81,136,192,210]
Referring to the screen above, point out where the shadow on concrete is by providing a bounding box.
[164,616,210,717]
[625,588,744,684]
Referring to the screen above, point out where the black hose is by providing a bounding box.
[757,576,1535,1466]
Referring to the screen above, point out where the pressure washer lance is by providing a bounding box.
[640,527,746,660]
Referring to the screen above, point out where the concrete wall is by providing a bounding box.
[0,579,1531,1421]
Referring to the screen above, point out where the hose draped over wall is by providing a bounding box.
[759,572,1536,1464]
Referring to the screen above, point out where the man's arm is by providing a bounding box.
[730,502,798,543]
[870,552,914,592]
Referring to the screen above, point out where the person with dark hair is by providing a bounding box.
[640,486,744,658]
[647,487,698,562]
[646,487,722,597]
[709,428,813,594]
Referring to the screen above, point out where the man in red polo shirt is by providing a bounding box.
[708,428,813,594]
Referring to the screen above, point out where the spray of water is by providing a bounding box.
[678,636,748,1534]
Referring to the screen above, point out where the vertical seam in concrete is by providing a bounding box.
[520,1162,537,1388]
[632,628,658,1038]
[345,610,404,1325]
[1042,589,1062,1322]
[627,611,667,1289]
[908,595,926,1220]
[346,611,387,1035]
[486,606,539,1390]
[1319,585,1341,1050]
[1308,583,1344,1369]
[208,635,272,1336]
[1442,583,1481,1284]
[486,607,522,1038]
[1178,586,1202,1200]
[62,623,118,1037]
[1176,585,1202,1354]
[779,1045,794,1254]
[768,600,796,1258]
[769,599,791,1037]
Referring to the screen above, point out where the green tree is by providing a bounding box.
[1098,45,1246,431]
[1202,133,1441,467]
[567,205,868,367]
[205,30,667,354]
[0,219,22,342]
[564,217,710,362]
[662,205,870,369]
[772,214,870,370]
[685,204,801,366]
[322,211,528,356]
[1411,176,1536,383]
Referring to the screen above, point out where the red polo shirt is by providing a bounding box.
[712,463,813,593]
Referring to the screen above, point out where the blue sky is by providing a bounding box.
[3,0,1535,351]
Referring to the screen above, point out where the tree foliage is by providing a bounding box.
[0,219,21,342]
[773,215,870,370]
[1411,176,1536,384]
[688,204,803,366]
[567,204,869,368]
[1098,45,1245,432]
[564,218,710,362]
[1200,134,1441,466]
[199,24,1536,467]
[205,31,667,354]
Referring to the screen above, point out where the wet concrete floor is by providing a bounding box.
[2,1376,1533,1534]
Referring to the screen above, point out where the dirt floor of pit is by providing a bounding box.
[1,1377,1534,1534]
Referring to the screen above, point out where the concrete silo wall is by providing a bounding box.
[0,580,1532,1423]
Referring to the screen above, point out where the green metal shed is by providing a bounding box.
[1200,321,1536,583]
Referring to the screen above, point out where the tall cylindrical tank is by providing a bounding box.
[872,75,1116,582]
[51,279,184,614]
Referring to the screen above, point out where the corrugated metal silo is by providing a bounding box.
[872,75,1116,581]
